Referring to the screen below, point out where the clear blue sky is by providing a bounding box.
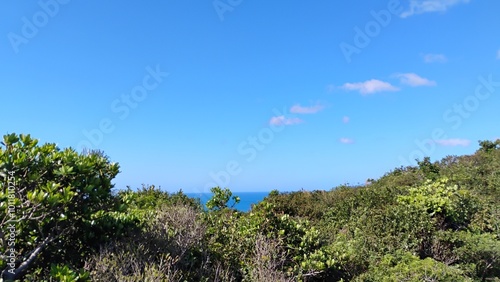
[1,0,499,193]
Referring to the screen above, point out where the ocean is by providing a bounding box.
[186,191,270,212]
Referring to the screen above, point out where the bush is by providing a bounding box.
[355,251,470,282]
[85,203,208,281]
[0,134,127,280]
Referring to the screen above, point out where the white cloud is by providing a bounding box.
[340,138,354,144]
[341,79,399,95]
[342,116,350,123]
[423,53,447,63]
[290,104,324,114]
[269,116,303,126]
[434,138,471,146]
[400,0,470,18]
[393,73,436,87]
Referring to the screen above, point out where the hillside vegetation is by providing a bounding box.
[1,133,499,281]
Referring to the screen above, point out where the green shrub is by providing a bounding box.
[355,251,470,281]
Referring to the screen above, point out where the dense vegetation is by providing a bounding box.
[1,133,499,281]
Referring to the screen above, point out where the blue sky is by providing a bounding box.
[1,0,499,193]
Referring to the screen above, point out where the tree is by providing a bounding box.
[397,178,477,230]
[478,139,500,153]
[418,156,440,180]
[205,186,240,211]
[0,133,121,280]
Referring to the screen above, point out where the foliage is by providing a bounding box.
[454,232,500,280]
[206,186,240,211]
[2,133,500,281]
[355,251,470,282]
[118,184,201,211]
[49,264,90,282]
[0,133,131,280]
[85,203,207,281]
[418,156,441,180]
[397,178,477,230]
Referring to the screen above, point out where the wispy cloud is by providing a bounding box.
[340,138,354,144]
[326,84,336,92]
[290,103,324,114]
[342,116,350,123]
[341,79,400,95]
[393,73,436,87]
[400,0,470,18]
[433,138,471,147]
[269,116,303,126]
[423,53,447,63]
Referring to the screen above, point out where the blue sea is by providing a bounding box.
[186,191,271,212]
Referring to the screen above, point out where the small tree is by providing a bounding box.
[397,178,477,230]
[0,133,121,280]
[418,156,440,180]
[478,139,500,153]
[205,187,240,211]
